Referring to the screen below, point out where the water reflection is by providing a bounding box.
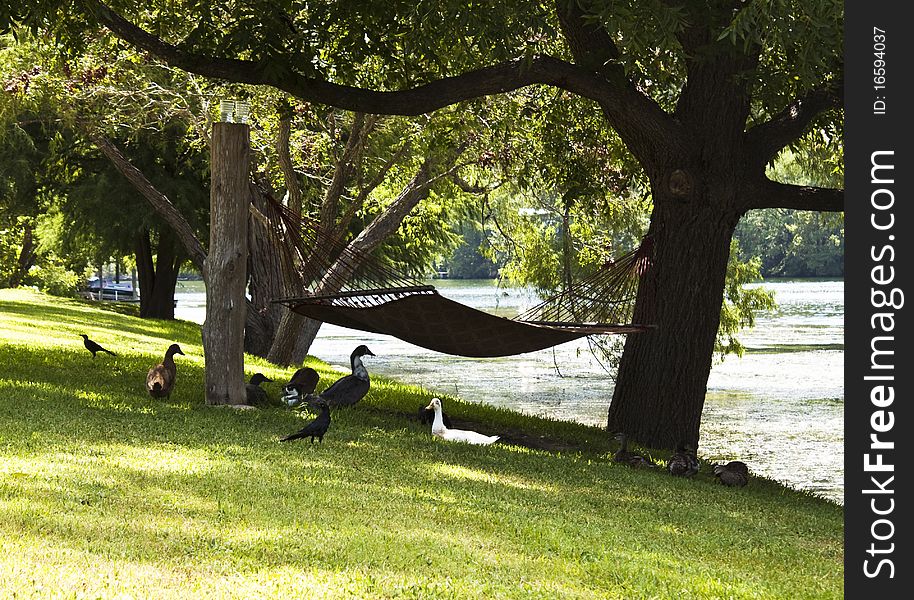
[174,278,844,503]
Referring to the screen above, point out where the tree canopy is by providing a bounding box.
[1,0,844,447]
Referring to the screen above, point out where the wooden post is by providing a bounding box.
[202,122,250,405]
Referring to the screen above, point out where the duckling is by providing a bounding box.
[317,345,374,408]
[667,442,700,477]
[281,367,320,407]
[425,398,499,445]
[146,343,184,399]
[612,433,654,468]
[713,461,749,487]
[245,373,274,407]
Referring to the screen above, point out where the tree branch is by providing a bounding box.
[276,116,303,215]
[553,0,683,165]
[88,132,208,272]
[745,77,843,167]
[747,179,843,212]
[83,0,628,117]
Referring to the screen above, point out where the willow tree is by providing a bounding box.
[17,0,844,447]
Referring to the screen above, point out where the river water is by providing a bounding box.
[174,278,844,504]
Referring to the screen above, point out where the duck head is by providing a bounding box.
[166,343,185,357]
[425,397,442,412]
[79,334,88,340]
[351,345,375,359]
[249,373,272,386]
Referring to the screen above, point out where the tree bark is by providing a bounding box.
[9,221,36,288]
[202,122,250,405]
[608,184,743,449]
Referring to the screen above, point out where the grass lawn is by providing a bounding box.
[0,288,843,598]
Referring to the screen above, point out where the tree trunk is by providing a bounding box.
[135,227,181,319]
[146,228,180,319]
[9,221,36,288]
[135,228,155,315]
[202,122,250,405]
[608,189,742,450]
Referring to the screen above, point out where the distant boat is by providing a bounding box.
[82,278,139,302]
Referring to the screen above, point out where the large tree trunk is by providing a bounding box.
[202,122,250,405]
[608,185,742,449]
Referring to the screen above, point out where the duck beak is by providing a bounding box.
[425,401,435,411]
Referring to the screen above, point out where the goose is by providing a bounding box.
[146,343,184,399]
[281,366,320,407]
[279,400,331,443]
[713,460,749,487]
[316,345,374,408]
[245,373,274,407]
[612,433,654,468]
[425,398,499,445]
[80,334,116,358]
[667,442,700,477]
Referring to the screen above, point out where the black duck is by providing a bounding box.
[245,373,274,407]
[282,367,320,407]
[316,345,374,408]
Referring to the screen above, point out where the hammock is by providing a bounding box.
[260,195,654,357]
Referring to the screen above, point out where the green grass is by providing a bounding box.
[0,288,843,599]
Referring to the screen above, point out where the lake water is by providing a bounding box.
[174,278,844,504]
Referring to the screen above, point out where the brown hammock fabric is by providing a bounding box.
[278,291,649,358]
[261,194,654,357]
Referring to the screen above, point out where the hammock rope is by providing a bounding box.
[260,194,654,357]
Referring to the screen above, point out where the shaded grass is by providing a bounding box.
[0,288,842,598]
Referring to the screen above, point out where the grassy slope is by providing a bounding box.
[0,289,842,599]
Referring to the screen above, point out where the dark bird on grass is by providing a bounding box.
[316,345,374,408]
[245,373,274,407]
[280,400,331,443]
[667,442,700,477]
[146,343,184,399]
[713,460,749,487]
[281,367,320,407]
[612,433,654,468]
[80,334,116,358]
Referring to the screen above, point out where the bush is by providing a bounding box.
[24,260,80,297]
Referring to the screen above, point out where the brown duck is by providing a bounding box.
[613,433,654,468]
[668,442,700,477]
[146,343,185,399]
[713,461,749,487]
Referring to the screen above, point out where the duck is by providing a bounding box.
[713,460,749,487]
[612,433,654,468]
[667,442,700,477]
[245,373,274,407]
[315,345,374,408]
[80,334,116,358]
[281,366,320,407]
[418,402,452,428]
[279,400,331,443]
[146,343,184,399]
[425,398,499,445]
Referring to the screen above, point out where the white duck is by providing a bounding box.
[425,398,500,446]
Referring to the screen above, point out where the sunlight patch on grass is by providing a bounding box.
[431,462,554,493]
